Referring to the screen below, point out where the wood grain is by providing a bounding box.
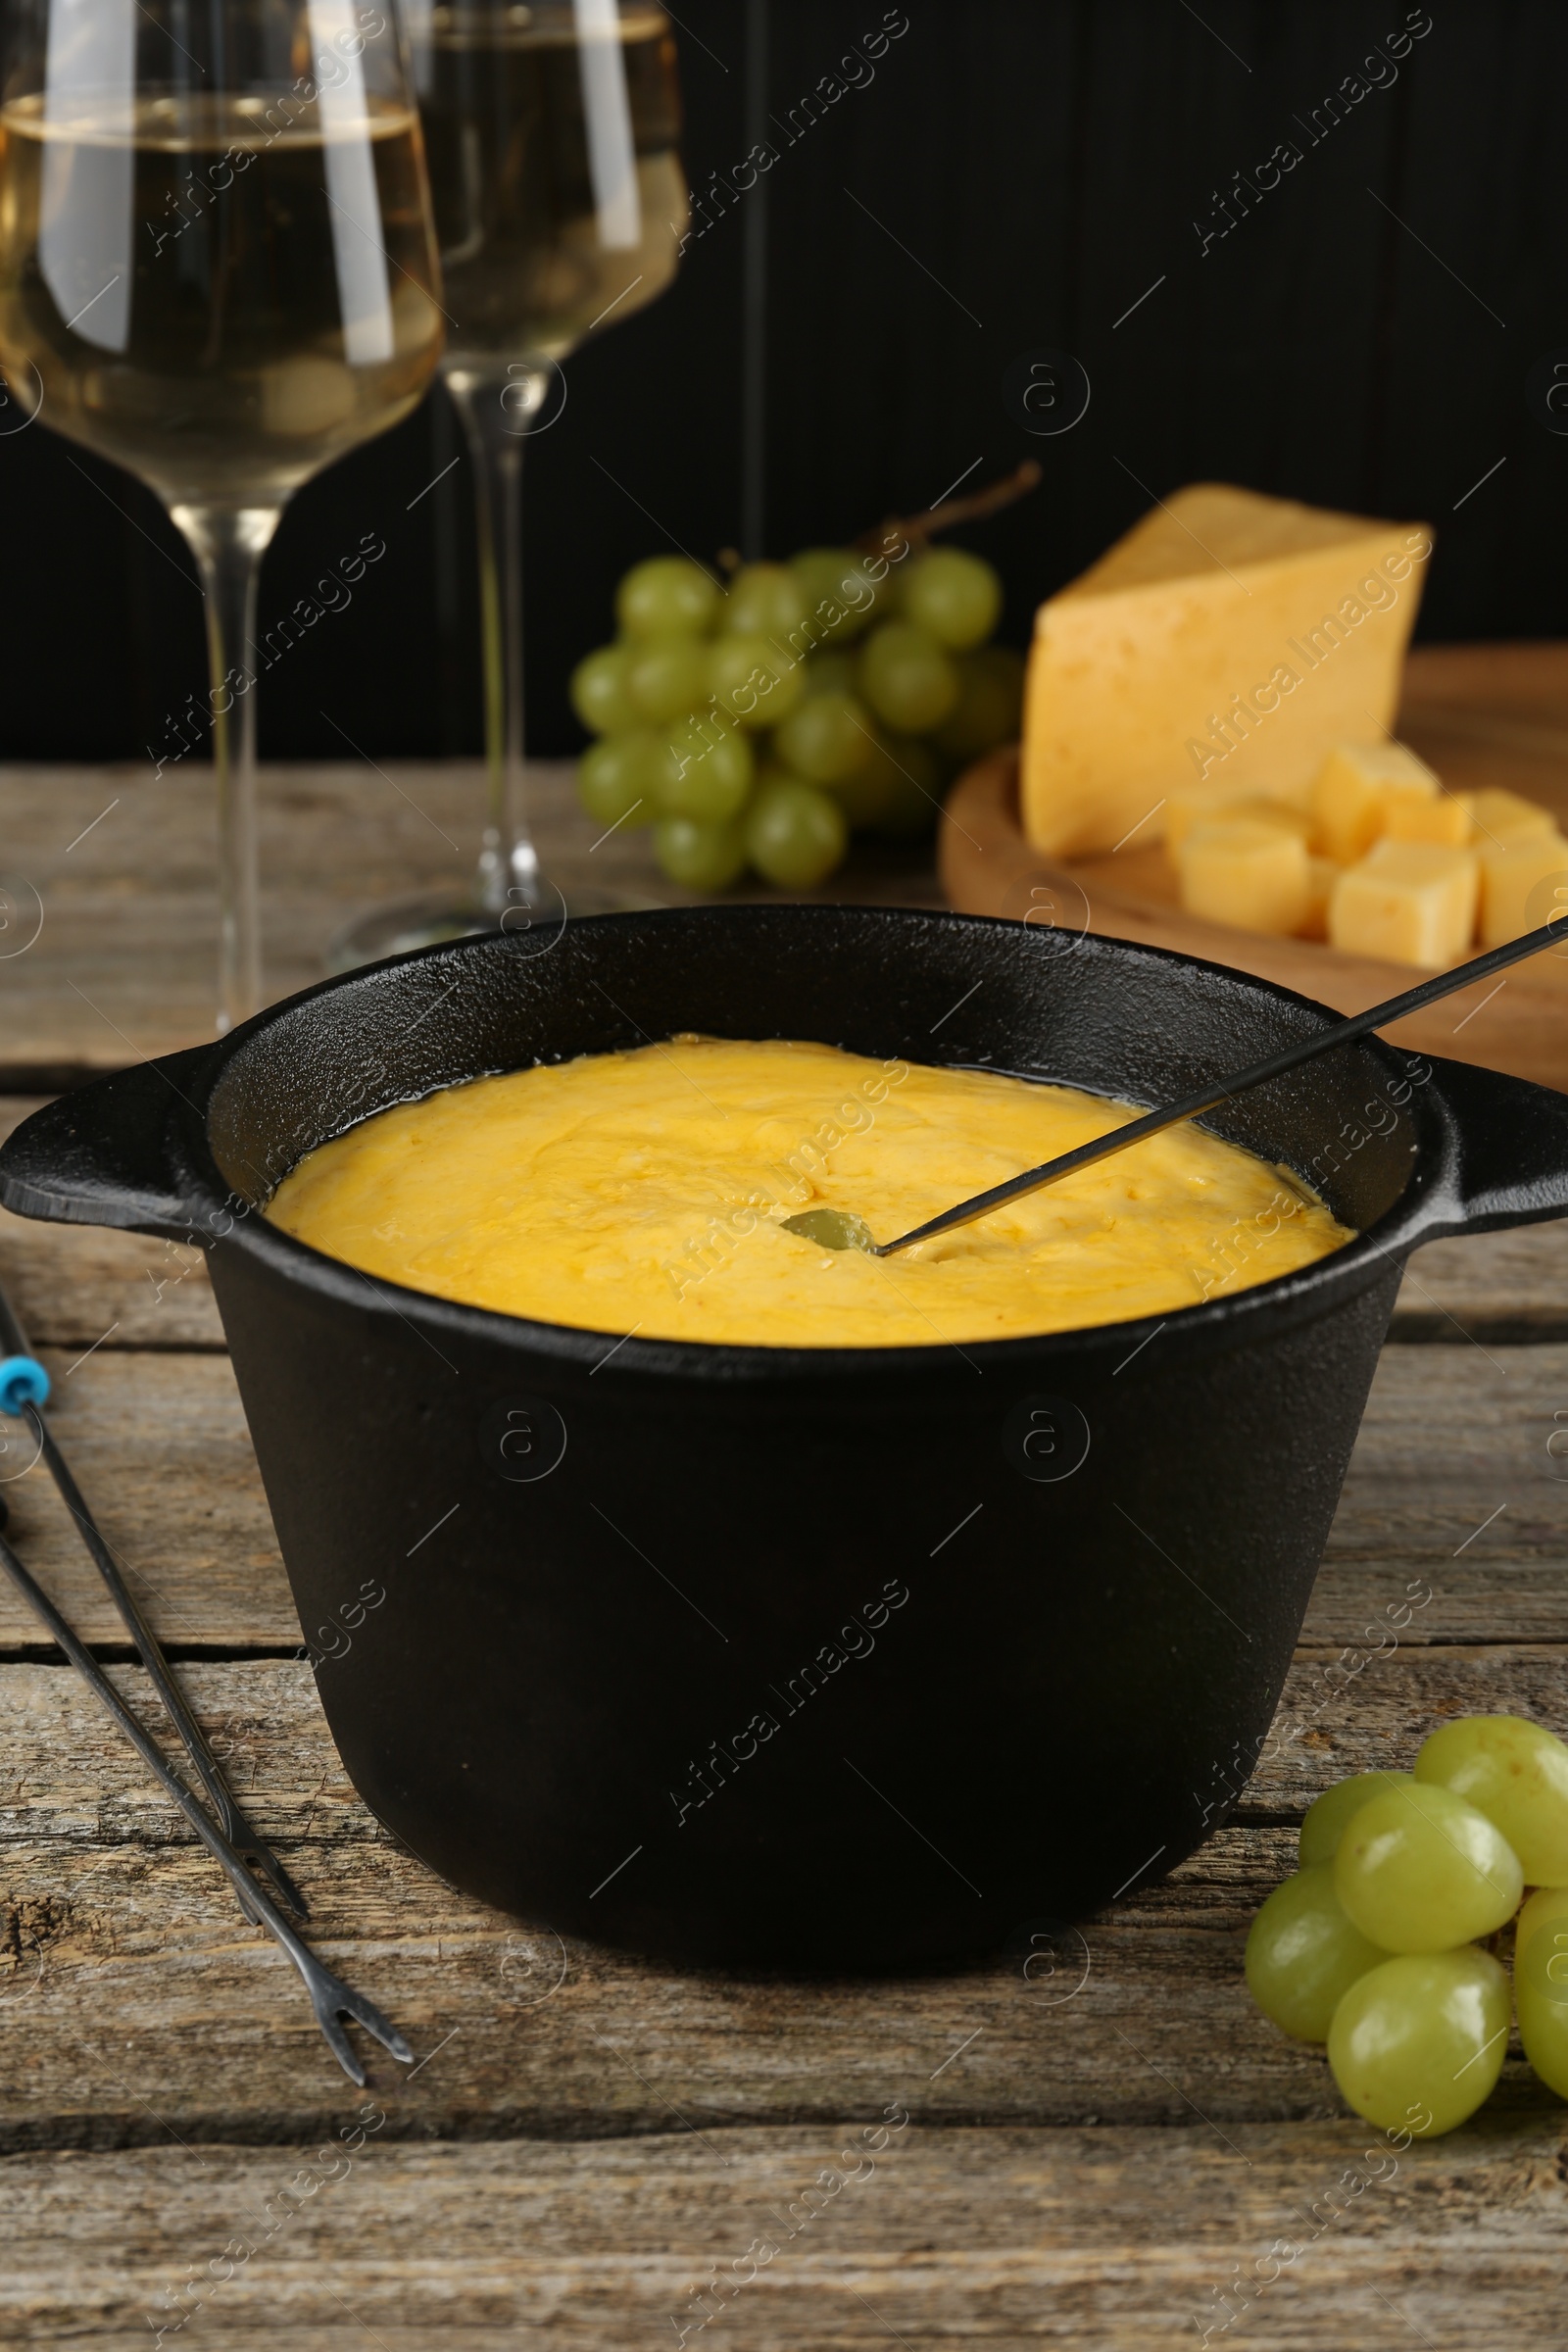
[2,1643,1566,2153]
[4,2117,1565,2347]
[0,1350,288,1651]
[1398,1221,1568,1337]
[0,761,941,1081]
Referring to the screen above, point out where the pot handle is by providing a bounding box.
[0,1047,217,1239]
[1426,1053,1568,1238]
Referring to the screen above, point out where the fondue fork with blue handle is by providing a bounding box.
[0,1284,304,1920]
[785,915,1568,1256]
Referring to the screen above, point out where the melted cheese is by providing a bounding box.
[267,1039,1353,1348]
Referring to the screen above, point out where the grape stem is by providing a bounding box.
[710,462,1040,578]
[855,460,1043,563]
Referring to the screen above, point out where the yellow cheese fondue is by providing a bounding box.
[266,1038,1353,1348]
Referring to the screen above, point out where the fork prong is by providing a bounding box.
[344,1992,415,2067]
[231,1872,267,1928]
[312,1995,368,2088]
[309,1958,416,2067]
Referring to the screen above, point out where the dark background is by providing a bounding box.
[2,0,1563,766]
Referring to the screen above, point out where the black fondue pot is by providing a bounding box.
[4,906,1566,1971]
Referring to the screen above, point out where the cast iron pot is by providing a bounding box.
[5,906,1567,1972]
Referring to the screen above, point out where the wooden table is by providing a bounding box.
[0,758,943,1081]
[3,752,1568,2344]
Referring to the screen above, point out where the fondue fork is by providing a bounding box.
[784,914,1568,1257]
[0,1285,304,1920]
[0,1508,412,2085]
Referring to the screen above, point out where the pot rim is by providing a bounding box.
[172,905,1458,1382]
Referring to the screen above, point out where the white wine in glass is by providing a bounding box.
[0,0,445,1029]
[333,0,684,963]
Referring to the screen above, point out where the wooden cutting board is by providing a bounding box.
[938,643,1568,1091]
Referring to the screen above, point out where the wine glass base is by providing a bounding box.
[325,882,659,975]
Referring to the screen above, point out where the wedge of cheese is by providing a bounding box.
[1020,484,1432,858]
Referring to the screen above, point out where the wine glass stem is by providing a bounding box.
[172,504,281,1033]
[447,373,544,917]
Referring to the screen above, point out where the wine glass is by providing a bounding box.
[330,0,685,965]
[0,0,445,1031]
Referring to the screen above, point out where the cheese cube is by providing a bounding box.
[1162,779,1254,852]
[1329,841,1478,967]
[1478,831,1568,948]
[1021,484,1432,857]
[1298,856,1339,942]
[1162,779,1259,851]
[1176,818,1311,936]
[1164,787,1311,853]
[1468,787,1560,848]
[1312,741,1440,863]
[1381,791,1472,847]
[1226,796,1315,841]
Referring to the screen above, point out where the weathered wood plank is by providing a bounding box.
[1398,1220,1568,1337]
[0,1352,289,1650]
[1325,1339,1568,1566]
[1,1649,1564,2148]
[3,2118,1565,2347]
[0,763,940,1079]
[3,1341,1565,1652]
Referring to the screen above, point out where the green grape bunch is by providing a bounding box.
[1244,1713,1568,2135]
[569,541,1023,894]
